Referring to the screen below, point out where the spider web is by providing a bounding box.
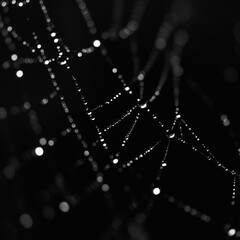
[0,0,240,239]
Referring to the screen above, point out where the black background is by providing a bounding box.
[1,0,240,239]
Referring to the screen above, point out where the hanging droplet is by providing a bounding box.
[93,39,101,48]
[16,70,23,78]
[138,102,147,109]
[227,228,236,237]
[112,158,119,164]
[153,187,161,195]
[166,129,175,139]
[124,86,130,91]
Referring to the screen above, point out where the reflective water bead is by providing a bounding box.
[138,103,147,109]
[93,39,101,48]
[112,158,119,164]
[153,187,161,195]
[166,129,175,139]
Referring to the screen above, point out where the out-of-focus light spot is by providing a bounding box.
[34,147,44,156]
[156,38,166,50]
[0,107,7,119]
[220,114,230,127]
[39,138,47,146]
[23,101,31,110]
[97,175,103,183]
[112,68,117,73]
[41,98,48,105]
[224,67,238,83]
[59,201,70,213]
[102,184,109,192]
[84,150,90,156]
[153,187,161,195]
[48,140,54,146]
[1,1,7,7]
[228,228,236,237]
[135,213,146,224]
[2,61,10,69]
[172,0,192,23]
[19,214,33,229]
[3,165,15,179]
[174,30,189,46]
[7,26,12,32]
[16,70,23,78]
[137,73,144,81]
[93,39,101,48]
[234,22,240,43]
[42,206,55,219]
[11,54,18,61]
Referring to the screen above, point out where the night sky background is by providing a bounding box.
[1,0,240,239]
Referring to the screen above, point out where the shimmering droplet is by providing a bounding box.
[113,158,119,164]
[11,54,18,61]
[166,129,175,139]
[16,70,23,78]
[138,103,147,109]
[153,187,161,195]
[34,147,44,156]
[124,86,130,91]
[228,229,236,237]
[93,39,101,48]
[112,68,117,73]
[51,32,56,37]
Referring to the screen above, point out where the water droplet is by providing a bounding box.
[19,214,33,229]
[153,187,161,195]
[59,201,70,213]
[228,228,236,237]
[112,158,119,164]
[124,86,130,91]
[11,54,18,61]
[16,70,23,78]
[166,129,175,139]
[137,73,144,81]
[93,39,101,48]
[34,147,44,156]
[138,103,147,109]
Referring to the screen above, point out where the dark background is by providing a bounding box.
[1,0,240,239]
